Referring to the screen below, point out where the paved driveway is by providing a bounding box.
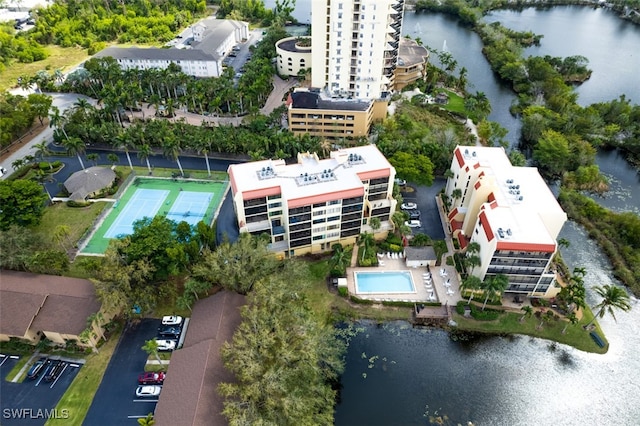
[0,355,83,426]
[402,178,447,240]
[83,319,161,426]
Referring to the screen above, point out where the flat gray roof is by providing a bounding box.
[95,46,215,62]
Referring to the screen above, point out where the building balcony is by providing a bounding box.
[244,219,270,233]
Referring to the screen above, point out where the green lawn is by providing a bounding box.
[46,328,122,426]
[5,356,31,383]
[303,260,414,324]
[452,308,608,354]
[0,46,89,92]
[33,202,109,249]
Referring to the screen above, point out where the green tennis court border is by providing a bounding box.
[81,177,227,255]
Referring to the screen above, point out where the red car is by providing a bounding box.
[138,371,166,385]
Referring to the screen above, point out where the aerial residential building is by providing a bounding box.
[288,0,405,139]
[311,0,404,99]
[227,145,397,257]
[445,146,567,298]
[394,37,429,91]
[93,19,248,78]
[276,36,311,77]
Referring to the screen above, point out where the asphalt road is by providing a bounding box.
[83,319,161,426]
[0,356,82,426]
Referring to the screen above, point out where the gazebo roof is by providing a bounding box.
[64,166,116,201]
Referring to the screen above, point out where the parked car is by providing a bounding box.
[232,45,241,51]
[395,178,407,186]
[138,371,166,385]
[228,51,237,57]
[408,210,421,220]
[136,385,162,398]
[44,360,66,382]
[404,220,422,228]
[401,202,418,210]
[158,325,181,338]
[161,315,183,326]
[155,339,177,351]
[27,357,49,380]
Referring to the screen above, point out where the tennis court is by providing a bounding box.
[81,177,227,255]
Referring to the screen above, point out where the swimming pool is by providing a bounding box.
[354,271,416,294]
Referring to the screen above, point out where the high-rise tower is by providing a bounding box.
[311,0,405,100]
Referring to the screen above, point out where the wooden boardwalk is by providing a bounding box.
[413,303,450,326]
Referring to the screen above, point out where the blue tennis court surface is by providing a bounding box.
[166,191,213,226]
[104,189,169,238]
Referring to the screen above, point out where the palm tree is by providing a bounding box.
[49,106,69,141]
[520,305,533,323]
[137,413,155,426]
[585,285,632,328]
[480,274,509,310]
[357,232,375,262]
[460,275,482,304]
[329,243,350,275]
[141,339,162,364]
[369,217,381,233]
[465,241,481,273]
[62,136,86,169]
[562,312,578,334]
[195,137,212,177]
[31,140,53,169]
[12,158,25,170]
[162,135,184,176]
[137,144,153,174]
[113,132,133,170]
[87,153,100,166]
[107,153,119,167]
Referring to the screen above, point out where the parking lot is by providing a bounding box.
[401,178,447,240]
[0,353,83,426]
[84,318,164,425]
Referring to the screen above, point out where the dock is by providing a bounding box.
[413,303,450,326]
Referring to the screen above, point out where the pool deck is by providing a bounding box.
[346,253,462,305]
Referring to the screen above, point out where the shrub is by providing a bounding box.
[337,286,348,297]
[67,200,90,207]
[389,243,402,252]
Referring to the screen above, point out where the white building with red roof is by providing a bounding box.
[228,145,397,257]
[445,145,567,298]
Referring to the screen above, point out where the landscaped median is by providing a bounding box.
[46,327,122,426]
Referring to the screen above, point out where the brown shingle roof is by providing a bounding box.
[0,291,46,336]
[0,270,101,338]
[154,290,245,426]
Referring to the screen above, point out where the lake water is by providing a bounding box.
[265,2,640,423]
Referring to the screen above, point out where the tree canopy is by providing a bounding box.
[0,179,48,229]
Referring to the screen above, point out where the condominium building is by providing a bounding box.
[286,0,405,139]
[445,146,567,298]
[228,145,397,257]
[93,19,248,78]
[311,0,404,99]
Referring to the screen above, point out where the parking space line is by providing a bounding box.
[35,364,50,387]
[50,363,68,389]
[0,356,7,367]
[10,355,19,359]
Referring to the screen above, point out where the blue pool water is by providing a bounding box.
[354,271,416,294]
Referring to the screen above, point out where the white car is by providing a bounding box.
[161,315,183,326]
[155,339,177,351]
[404,220,422,228]
[395,178,407,186]
[401,202,418,210]
[136,385,162,398]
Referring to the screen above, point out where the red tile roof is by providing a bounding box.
[478,211,494,242]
